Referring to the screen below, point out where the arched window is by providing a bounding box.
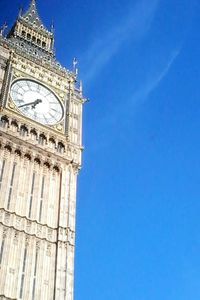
[44,161,51,169]
[24,153,31,161]
[37,39,41,46]
[22,30,26,37]
[49,138,56,149]
[15,149,22,157]
[0,116,9,128]
[32,36,36,42]
[20,125,28,137]
[53,165,60,173]
[34,157,41,165]
[27,33,31,40]
[57,142,65,154]
[11,120,18,132]
[30,129,37,140]
[42,41,46,48]
[4,144,12,153]
[38,134,47,145]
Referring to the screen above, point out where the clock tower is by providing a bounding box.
[0,1,84,299]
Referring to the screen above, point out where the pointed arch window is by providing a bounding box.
[34,157,41,165]
[30,129,37,140]
[53,165,60,173]
[44,161,51,169]
[0,116,9,128]
[24,153,32,161]
[15,149,22,157]
[11,120,18,132]
[38,134,47,145]
[57,142,65,154]
[20,125,28,137]
[4,145,12,153]
[49,138,56,149]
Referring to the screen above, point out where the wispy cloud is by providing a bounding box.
[89,49,181,152]
[82,0,159,82]
[99,49,181,131]
[131,48,181,103]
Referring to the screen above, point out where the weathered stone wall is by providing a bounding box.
[0,126,78,299]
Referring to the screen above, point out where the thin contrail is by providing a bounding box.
[82,0,159,83]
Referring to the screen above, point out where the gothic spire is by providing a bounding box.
[6,0,55,59]
[21,0,45,29]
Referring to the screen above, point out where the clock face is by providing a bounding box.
[10,79,64,125]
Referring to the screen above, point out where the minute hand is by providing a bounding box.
[18,99,42,109]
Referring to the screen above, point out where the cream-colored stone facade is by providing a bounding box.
[0,1,84,299]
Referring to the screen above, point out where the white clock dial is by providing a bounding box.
[10,79,64,125]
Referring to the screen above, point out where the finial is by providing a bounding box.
[18,6,23,17]
[28,0,36,10]
[51,20,55,34]
[0,22,8,36]
[73,58,78,74]
[29,0,37,11]
[31,0,36,6]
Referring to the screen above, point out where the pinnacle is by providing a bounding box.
[27,0,37,15]
[29,0,37,9]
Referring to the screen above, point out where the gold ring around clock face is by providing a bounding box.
[10,79,64,126]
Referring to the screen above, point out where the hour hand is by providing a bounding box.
[18,99,42,109]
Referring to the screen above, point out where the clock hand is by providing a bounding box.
[18,99,42,109]
[31,99,42,109]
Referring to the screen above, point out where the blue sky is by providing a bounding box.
[1,0,200,299]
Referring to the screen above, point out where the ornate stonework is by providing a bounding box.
[0,1,84,299]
